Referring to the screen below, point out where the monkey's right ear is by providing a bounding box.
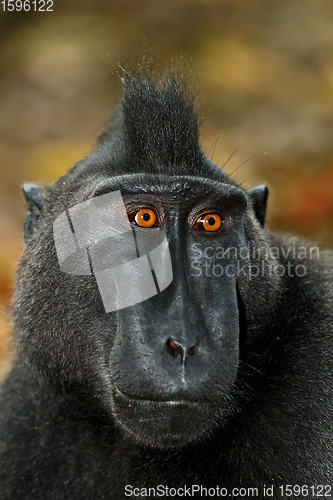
[22,183,47,245]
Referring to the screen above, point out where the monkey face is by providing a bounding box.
[50,174,248,448]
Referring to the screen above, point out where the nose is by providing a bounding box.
[166,337,199,364]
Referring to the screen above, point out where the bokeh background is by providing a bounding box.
[1,0,333,377]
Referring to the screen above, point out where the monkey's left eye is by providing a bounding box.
[194,213,222,232]
[128,208,157,228]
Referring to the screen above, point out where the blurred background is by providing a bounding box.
[1,0,333,377]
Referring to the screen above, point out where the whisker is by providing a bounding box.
[207,134,222,161]
[229,152,268,176]
[219,146,239,169]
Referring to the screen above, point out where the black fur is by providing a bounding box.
[0,69,332,499]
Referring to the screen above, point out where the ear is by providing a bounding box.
[22,183,47,245]
[248,185,269,228]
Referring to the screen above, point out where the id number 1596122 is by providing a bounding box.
[1,0,53,11]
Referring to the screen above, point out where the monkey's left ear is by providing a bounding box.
[22,183,47,245]
[248,185,269,228]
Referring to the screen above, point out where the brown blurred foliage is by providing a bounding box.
[1,0,333,376]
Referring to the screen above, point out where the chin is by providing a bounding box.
[111,387,225,449]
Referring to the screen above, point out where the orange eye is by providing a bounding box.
[133,208,157,228]
[196,213,222,232]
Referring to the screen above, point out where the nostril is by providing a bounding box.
[166,338,184,358]
[188,345,196,356]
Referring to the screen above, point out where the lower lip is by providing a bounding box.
[113,387,201,409]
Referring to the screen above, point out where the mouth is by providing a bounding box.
[113,386,203,409]
[111,386,215,448]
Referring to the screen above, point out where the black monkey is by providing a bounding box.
[0,69,332,500]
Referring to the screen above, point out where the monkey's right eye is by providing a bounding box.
[128,208,157,228]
